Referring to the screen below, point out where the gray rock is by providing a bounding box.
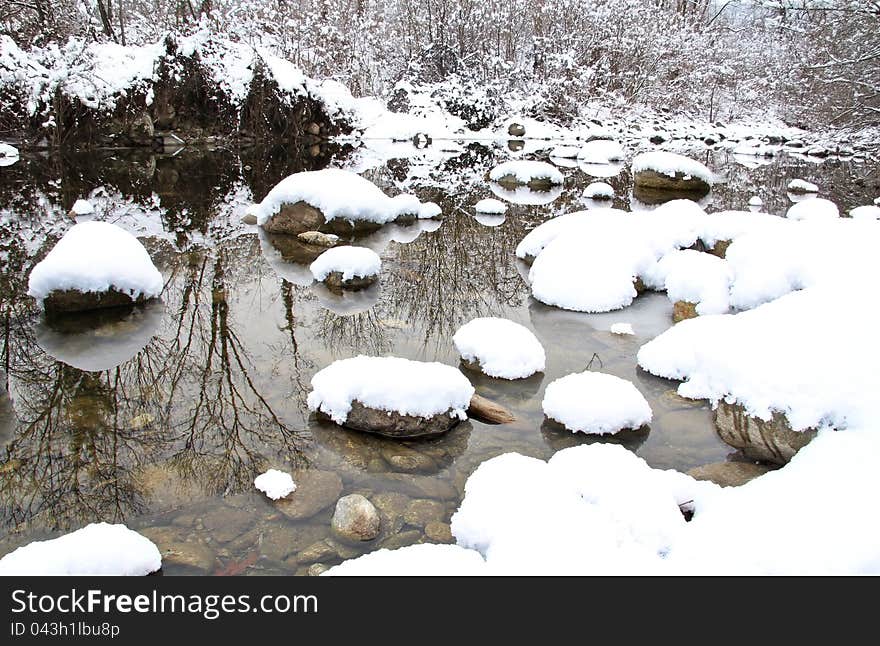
[404,499,446,528]
[318,400,463,438]
[297,541,339,565]
[380,530,423,551]
[686,461,774,487]
[331,494,381,542]
[274,470,344,520]
[714,401,816,465]
[508,123,526,137]
[260,201,326,236]
[139,527,216,572]
[241,213,258,225]
[379,444,438,473]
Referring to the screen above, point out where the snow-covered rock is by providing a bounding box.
[0,143,20,167]
[488,160,564,188]
[577,139,625,164]
[583,182,614,200]
[70,199,95,216]
[850,205,880,221]
[0,523,161,575]
[786,198,839,222]
[787,179,819,194]
[249,169,439,235]
[542,371,652,435]
[27,221,163,314]
[453,317,545,379]
[309,246,381,290]
[307,356,475,437]
[474,198,508,214]
[632,152,713,194]
[254,469,297,500]
[643,249,731,316]
[610,323,634,335]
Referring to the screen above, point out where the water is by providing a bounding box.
[0,140,874,574]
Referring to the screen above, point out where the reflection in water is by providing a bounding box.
[541,419,650,453]
[490,182,563,206]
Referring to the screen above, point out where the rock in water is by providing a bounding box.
[632,151,712,195]
[309,246,381,291]
[274,470,343,519]
[713,401,816,465]
[508,123,526,137]
[297,231,339,247]
[467,394,516,425]
[331,494,380,542]
[686,461,773,487]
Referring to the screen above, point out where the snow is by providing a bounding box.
[577,140,625,164]
[27,221,163,303]
[788,179,819,193]
[748,196,763,207]
[550,146,579,159]
[610,323,634,335]
[584,182,614,199]
[850,205,880,221]
[488,161,563,186]
[307,356,475,425]
[0,143,20,167]
[490,183,563,206]
[453,317,545,379]
[875,197,880,206]
[643,250,731,315]
[71,199,94,215]
[254,469,297,500]
[0,523,161,575]
[249,169,439,227]
[632,152,714,184]
[324,544,486,576]
[785,198,839,222]
[474,198,508,214]
[542,371,652,434]
[309,246,381,282]
[474,213,506,227]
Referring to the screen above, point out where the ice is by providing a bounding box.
[307,356,475,424]
[309,246,381,282]
[0,523,161,575]
[27,221,163,304]
[453,317,545,379]
[542,371,652,434]
[254,469,297,500]
[488,161,564,185]
[474,198,508,214]
[249,169,439,227]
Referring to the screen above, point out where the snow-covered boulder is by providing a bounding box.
[850,205,880,221]
[254,469,297,500]
[489,160,563,190]
[70,199,95,216]
[0,143,19,167]
[786,198,839,222]
[249,169,440,236]
[542,371,652,435]
[453,317,545,379]
[307,356,475,438]
[643,250,731,320]
[632,152,713,196]
[474,198,508,214]
[577,140,625,164]
[0,523,161,575]
[309,246,381,290]
[27,221,163,315]
[584,182,614,200]
[787,179,819,194]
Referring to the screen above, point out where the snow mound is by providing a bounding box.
[0,523,161,575]
[324,544,486,576]
[250,169,439,226]
[71,199,95,215]
[584,182,614,199]
[632,152,714,184]
[515,210,621,261]
[307,356,475,424]
[788,179,819,193]
[453,317,545,379]
[850,205,880,221]
[27,221,163,303]
[0,143,20,167]
[644,250,731,315]
[610,323,634,335]
[542,371,652,434]
[577,140,625,164]
[489,161,563,185]
[474,198,508,214]
[786,198,839,222]
[254,469,297,500]
[309,246,381,282]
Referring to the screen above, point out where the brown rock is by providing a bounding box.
[404,499,446,528]
[633,169,710,197]
[317,400,463,438]
[467,394,516,424]
[686,461,774,487]
[714,401,817,465]
[274,470,343,520]
[321,271,378,292]
[331,494,381,542]
[673,300,698,323]
[424,521,454,543]
[261,201,325,235]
